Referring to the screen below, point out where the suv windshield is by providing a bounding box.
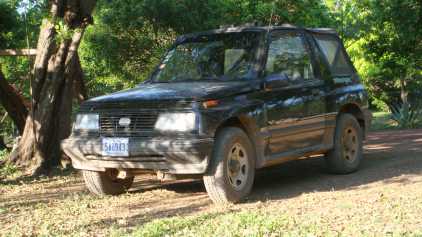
[151,32,261,83]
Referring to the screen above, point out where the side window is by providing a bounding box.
[265,32,314,83]
[314,35,353,76]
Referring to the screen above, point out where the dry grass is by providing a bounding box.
[2,129,422,236]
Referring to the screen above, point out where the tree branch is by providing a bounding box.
[0,69,29,134]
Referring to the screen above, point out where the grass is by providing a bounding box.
[126,209,422,237]
[127,211,323,237]
[0,149,21,179]
[126,211,342,237]
[370,110,422,131]
[370,111,398,131]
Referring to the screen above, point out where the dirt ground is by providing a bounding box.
[2,129,422,235]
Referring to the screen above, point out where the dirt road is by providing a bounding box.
[2,129,422,235]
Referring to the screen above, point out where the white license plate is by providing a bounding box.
[102,138,129,157]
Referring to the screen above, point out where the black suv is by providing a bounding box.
[62,25,372,204]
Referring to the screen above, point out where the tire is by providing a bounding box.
[82,169,134,195]
[203,127,256,204]
[326,113,363,174]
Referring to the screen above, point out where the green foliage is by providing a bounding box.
[0,56,32,93]
[139,0,225,33]
[0,0,47,49]
[390,102,422,129]
[0,0,20,49]
[54,19,74,43]
[332,0,422,110]
[79,0,176,96]
[141,0,334,32]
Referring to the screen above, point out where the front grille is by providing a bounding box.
[80,100,194,111]
[99,110,159,137]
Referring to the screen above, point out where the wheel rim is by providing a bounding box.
[226,143,249,191]
[342,125,358,162]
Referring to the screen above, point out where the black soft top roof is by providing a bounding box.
[176,25,338,43]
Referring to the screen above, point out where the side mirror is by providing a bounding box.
[264,73,290,89]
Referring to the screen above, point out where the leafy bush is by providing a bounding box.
[390,102,422,129]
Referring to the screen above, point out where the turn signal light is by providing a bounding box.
[202,100,219,108]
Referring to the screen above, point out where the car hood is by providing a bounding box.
[87,81,257,103]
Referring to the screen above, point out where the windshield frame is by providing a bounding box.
[147,30,266,84]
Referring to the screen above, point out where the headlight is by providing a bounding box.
[154,112,197,132]
[74,114,99,131]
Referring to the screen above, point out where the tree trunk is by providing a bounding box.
[0,69,28,134]
[9,0,96,175]
[400,78,409,107]
[73,55,88,102]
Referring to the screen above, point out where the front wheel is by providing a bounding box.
[82,169,134,195]
[203,127,256,204]
[326,113,363,174]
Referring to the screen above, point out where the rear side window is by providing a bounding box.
[314,35,354,76]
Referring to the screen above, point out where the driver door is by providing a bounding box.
[264,30,320,155]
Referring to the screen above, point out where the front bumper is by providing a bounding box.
[61,136,214,174]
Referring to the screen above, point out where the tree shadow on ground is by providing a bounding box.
[0,167,76,186]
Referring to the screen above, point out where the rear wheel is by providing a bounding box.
[326,113,363,174]
[82,169,134,195]
[203,127,255,204]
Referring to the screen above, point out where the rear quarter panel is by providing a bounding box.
[327,84,369,112]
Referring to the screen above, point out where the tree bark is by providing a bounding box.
[0,69,28,134]
[400,78,409,107]
[9,0,95,175]
[73,56,88,102]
